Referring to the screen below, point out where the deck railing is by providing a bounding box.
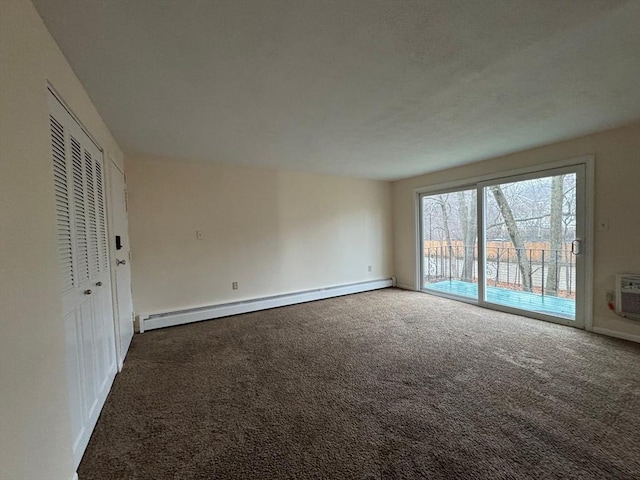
[423,245,576,298]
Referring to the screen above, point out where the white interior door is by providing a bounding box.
[49,90,117,469]
[108,161,134,368]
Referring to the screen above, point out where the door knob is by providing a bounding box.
[84,289,92,295]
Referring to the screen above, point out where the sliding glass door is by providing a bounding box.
[421,188,478,300]
[419,164,586,327]
[481,169,581,321]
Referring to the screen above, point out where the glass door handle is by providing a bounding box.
[571,239,582,255]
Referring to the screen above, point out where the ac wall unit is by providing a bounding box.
[615,274,640,320]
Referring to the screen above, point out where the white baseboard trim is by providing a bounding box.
[396,283,416,291]
[592,327,640,343]
[139,278,393,332]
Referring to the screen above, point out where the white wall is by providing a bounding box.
[0,1,124,479]
[126,156,393,315]
[0,3,636,479]
[392,123,640,339]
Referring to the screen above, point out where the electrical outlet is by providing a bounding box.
[606,290,615,303]
[368,265,372,272]
[232,282,238,290]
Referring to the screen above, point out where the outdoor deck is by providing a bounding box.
[426,280,575,319]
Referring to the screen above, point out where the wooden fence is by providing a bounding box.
[424,241,573,262]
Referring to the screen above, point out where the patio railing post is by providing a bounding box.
[541,249,545,297]
[553,250,560,295]
[528,248,532,292]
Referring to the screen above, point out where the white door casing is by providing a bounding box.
[108,160,134,369]
[49,90,117,469]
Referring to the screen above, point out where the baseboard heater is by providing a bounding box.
[138,278,395,332]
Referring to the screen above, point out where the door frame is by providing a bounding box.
[414,155,595,331]
[106,157,134,371]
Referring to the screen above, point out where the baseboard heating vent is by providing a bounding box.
[616,273,640,320]
[138,278,393,332]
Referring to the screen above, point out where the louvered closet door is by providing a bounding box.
[49,91,117,469]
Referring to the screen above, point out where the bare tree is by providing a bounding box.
[456,191,476,282]
[489,185,532,292]
[561,180,577,293]
[438,196,454,260]
[545,175,564,295]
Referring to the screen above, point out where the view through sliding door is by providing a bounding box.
[420,164,586,327]
[421,188,478,300]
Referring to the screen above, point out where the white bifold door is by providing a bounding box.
[49,90,117,468]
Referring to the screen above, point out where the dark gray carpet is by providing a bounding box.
[78,288,640,479]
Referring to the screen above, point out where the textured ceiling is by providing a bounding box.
[34,0,640,180]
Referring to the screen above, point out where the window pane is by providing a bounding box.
[421,189,478,300]
[483,173,576,319]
